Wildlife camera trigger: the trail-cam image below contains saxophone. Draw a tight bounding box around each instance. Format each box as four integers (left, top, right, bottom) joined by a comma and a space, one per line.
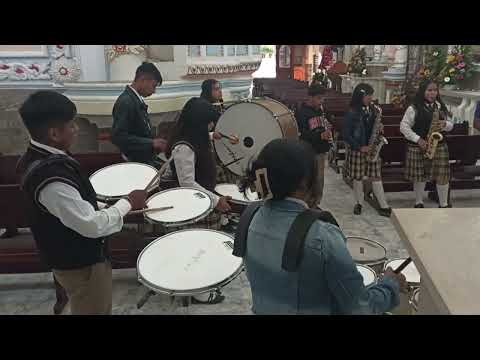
424, 105, 443, 160
320, 105, 334, 148
367, 104, 388, 162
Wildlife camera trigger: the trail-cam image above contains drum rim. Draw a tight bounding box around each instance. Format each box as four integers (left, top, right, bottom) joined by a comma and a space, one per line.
89, 162, 157, 199
144, 186, 214, 227
136, 229, 244, 296
384, 257, 421, 285
346, 236, 388, 264
356, 264, 378, 286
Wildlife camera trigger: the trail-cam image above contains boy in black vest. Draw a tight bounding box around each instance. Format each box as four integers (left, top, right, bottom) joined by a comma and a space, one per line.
17, 91, 147, 315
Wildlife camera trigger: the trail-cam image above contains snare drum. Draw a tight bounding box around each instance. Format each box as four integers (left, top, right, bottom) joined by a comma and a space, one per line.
144, 187, 213, 228
90, 162, 158, 202
384, 258, 421, 288
410, 288, 420, 314
137, 229, 243, 297
214, 183, 259, 214
346, 237, 387, 275
214, 98, 298, 176
356, 264, 377, 287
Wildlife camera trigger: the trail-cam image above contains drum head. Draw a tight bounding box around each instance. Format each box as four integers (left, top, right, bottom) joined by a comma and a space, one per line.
215, 183, 258, 203
145, 187, 212, 225
385, 258, 421, 284
137, 229, 243, 294
346, 237, 387, 263
214, 101, 287, 176
356, 265, 376, 287
90, 162, 157, 199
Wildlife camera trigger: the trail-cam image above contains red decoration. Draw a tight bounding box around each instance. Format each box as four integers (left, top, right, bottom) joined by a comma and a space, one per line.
29, 64, 40, 72
113, 45, 127, 53
320, 46, 334, 69
15, 68, 24, 74
0, 64, 9, 70
59, 67, 69, 76
57, 45, 65, 49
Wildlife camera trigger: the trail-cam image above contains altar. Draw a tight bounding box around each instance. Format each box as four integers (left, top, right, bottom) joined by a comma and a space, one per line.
391, 208, 480, 315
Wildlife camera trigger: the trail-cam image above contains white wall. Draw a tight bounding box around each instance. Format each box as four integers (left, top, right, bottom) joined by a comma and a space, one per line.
76, 45, 107, 82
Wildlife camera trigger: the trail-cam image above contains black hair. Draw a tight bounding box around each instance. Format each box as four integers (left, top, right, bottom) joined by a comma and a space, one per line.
350, 83, 374, 112
166, 97, 218, 157
134, 62, 163, 84
19, 90, 77, 141
200, 79, 220, 103
239, 139, 318, 201
413, 79, 448, 113
308, 83, 327, 97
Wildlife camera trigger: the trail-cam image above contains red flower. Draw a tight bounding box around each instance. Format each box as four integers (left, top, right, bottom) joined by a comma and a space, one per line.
15, 68, 24, 74
59, 67, 69, 76
0, 64, 9, 70
457, 75, 464, 81
113, 45, 127, 53
57, 45, 65, 49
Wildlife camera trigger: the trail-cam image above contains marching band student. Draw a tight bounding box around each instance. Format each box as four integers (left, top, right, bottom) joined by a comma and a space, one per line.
17, 91, 147, 315
236, 139, 406, 315
400, 80, 453, 208
343, 83, 391, 217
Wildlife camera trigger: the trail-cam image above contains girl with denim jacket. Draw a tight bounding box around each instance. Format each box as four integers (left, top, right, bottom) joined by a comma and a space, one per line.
238, 139, 406, 314
342, 83, 391, 217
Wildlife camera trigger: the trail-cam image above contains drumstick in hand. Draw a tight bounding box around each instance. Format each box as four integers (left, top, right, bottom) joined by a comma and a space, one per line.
219, 132, 240, 144
128, 206, 174, 215
144, 157, 173, 192
394, 257, 412, 274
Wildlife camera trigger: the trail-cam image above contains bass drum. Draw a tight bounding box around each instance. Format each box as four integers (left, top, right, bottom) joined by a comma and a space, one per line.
214, 98, 299, 176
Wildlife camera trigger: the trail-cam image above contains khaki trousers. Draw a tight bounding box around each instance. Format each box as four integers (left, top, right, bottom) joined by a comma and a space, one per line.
53, 261, 112, 315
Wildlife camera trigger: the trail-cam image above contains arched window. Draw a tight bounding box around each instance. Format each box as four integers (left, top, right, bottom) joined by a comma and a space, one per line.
206, 45, 224, 56
188, 45, 201, 57
279, 45, 291, 68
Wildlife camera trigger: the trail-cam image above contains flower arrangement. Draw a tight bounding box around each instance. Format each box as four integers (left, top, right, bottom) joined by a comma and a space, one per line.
438, 45, 473, 87
347, 48, 367, 76
312, 70, 329, 88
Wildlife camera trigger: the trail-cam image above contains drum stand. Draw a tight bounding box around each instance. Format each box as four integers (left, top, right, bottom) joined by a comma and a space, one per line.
136, 289, 191, 310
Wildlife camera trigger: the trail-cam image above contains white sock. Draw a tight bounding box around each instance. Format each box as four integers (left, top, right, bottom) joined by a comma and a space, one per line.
414, 182, 426, 205
371, 181, 389, 209
436, 183, 449, 207
353, 180, 364, 206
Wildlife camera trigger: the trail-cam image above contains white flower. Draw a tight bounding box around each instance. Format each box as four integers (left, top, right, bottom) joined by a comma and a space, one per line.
444, 76, 451, 83
433, 51, 439, 57
362, 68, 367, 75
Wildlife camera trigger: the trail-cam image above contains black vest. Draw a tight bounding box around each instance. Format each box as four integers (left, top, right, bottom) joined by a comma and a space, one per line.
163, 141, 217, 191
409, 103, 447, 145
17, 144, 106, 270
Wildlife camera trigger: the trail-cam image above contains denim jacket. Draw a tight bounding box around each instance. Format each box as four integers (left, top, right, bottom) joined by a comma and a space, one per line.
342, 109, 374, 151
244, 199, 400, 315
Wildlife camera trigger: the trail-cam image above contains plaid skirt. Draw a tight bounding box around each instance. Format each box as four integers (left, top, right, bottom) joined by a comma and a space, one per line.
405, 142, 450, 183
344, 146, 382, 181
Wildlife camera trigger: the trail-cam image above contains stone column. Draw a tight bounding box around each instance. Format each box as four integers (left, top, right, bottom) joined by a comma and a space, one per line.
76, 45, 107, 82
391, 45, 408, 69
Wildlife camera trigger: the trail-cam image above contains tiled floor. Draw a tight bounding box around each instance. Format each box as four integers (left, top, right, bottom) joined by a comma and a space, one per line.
1, 164, 479, 315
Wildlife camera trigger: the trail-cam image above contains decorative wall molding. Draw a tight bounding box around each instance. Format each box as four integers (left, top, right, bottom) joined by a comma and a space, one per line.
0, 61, 51, 81
105, 45, 146, 63
187, 61, 261, 75
52, 45, 81, 83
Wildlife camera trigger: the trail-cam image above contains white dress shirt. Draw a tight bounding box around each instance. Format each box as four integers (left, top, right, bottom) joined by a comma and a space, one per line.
161, 144, 220, 207
31, 140, 132, 239
400, 103, 454, 143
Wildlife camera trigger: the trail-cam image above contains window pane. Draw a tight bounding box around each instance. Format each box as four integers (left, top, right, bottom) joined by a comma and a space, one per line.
236, 45, 248, 56
188, 45, 201, 57
252, 45, 261, 55
206, 45, 223, 56
227, 45, 235, 56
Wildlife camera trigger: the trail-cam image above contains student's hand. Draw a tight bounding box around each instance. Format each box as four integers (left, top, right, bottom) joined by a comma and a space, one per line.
417, 138, 427, 150
212, 131, 223, 141
360, 146, 370, 153
439, 121, 447, 130
379, 123, 384, 134
216, 196, 232, 213
321, 130, 332, 141
127, 190, 148, 210
383, 267, 408, 293
153, 138, 167, 153
229, 135, 240, 145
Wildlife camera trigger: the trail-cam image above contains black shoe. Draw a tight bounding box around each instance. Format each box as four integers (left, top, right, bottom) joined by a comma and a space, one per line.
353, 204, 362, 215
191, 292, 225, 305
439, 204, 452, 208
378, 207, 392, 217
414, 203, 424, 208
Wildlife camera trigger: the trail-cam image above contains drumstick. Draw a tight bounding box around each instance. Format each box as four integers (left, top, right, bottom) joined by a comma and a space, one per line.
218, 132, 238, 142
144, 157, 173, 192
224, 157, 245, 167
393, 257, 412, 274
128, 206, 174, 215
